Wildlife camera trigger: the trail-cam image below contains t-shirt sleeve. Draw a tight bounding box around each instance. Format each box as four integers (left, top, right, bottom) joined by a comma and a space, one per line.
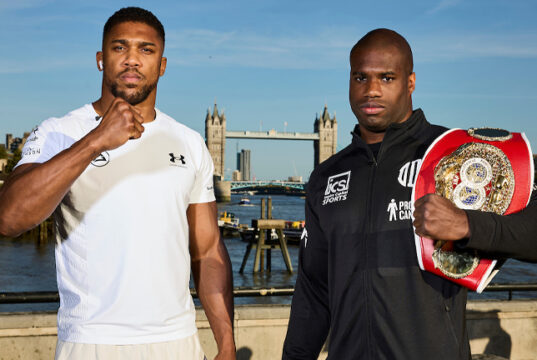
189, 134, 216, 204
16, 118, 66, 168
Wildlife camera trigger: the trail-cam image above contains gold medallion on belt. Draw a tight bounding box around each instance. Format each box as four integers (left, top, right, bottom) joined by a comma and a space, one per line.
431, 128, 515, 279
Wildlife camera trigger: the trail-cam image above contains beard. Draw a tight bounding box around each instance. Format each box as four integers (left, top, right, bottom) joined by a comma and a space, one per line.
111, 81, 157, 106
107, 69, 158, 105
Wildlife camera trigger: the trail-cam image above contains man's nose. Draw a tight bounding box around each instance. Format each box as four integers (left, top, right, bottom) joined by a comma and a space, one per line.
123, 49, 141, 68
365, 79, 381, 98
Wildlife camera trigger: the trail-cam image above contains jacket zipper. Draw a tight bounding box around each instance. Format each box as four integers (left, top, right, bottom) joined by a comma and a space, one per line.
364, 148, 377, 359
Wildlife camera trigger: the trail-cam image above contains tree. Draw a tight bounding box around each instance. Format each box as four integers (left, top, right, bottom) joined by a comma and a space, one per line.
0, 146, 7, 159
5, 149, 21, 173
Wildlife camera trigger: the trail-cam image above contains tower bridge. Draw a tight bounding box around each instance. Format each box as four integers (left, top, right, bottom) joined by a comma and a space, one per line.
230, 180, 306, 191
205, 103, 337, 178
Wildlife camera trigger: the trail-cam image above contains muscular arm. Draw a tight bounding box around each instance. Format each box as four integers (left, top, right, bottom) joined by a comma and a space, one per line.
0, 98, 145, 237
0, 139, 102, 237
188, 201, 235, 360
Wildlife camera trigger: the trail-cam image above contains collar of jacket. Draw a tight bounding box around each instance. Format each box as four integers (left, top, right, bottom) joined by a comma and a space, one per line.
350, 108, 429, 154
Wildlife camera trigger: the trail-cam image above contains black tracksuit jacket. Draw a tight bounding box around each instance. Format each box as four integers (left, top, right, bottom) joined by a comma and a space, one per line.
283, 109, 537, 360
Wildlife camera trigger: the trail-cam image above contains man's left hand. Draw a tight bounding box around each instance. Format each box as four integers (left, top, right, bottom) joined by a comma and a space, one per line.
413, 193, 471, 241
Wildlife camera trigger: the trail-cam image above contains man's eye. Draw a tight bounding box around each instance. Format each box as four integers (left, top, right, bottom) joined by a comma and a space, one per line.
141, 48, 153, 53
114, 46, 125, 51
382, 77, 394, 82
354, 76, 366, 82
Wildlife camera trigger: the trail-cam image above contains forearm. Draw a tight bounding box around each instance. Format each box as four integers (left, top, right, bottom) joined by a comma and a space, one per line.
464, 205, 537, 261
0, 134, 101, 237
192, 240, 235, 354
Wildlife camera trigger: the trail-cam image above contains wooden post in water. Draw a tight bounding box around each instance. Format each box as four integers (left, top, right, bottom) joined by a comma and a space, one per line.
260, 198, 266, 219
266, 197, 272, 271
259, 198, 266, 271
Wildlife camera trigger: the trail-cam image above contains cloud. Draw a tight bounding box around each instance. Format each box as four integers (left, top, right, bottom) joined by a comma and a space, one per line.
0, 0, 51, 12
165, 27, 354, 69
427, 0, 462, 15
414, 32, 537, 61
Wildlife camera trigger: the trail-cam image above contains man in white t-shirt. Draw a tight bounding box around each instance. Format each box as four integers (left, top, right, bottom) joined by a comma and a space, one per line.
0, 7, 235, 360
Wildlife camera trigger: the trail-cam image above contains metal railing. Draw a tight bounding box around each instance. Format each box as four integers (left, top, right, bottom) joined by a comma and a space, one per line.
1, 284, 536, 304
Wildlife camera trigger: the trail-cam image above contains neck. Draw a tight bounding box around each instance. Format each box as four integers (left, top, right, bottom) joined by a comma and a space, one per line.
92, 88, 157, 124
359, 127, 386, 144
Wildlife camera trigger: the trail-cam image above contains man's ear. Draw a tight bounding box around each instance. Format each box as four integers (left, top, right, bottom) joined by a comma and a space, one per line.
159, 57, 167, 76
96, 51, 103, 71
408, 72, 416, 95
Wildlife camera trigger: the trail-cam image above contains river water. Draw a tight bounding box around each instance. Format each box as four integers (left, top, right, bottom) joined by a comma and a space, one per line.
1, 194, 536, 312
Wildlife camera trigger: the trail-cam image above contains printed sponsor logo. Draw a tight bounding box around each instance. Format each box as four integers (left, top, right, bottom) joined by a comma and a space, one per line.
322, 171, 351, 205
91, 152, 110, 167
387, 199, 413, 221
169, 153, 187, 167
22, 148, 41, 156
207, 186, 214, 191
26, 127, 39, 142
301, 228, 308, 248
398, 159, 422, 188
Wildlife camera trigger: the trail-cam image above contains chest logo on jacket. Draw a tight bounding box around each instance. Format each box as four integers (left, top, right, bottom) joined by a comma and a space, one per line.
387, 199, 412, 221
398, 159, 422, 187
323, 171, 351, 205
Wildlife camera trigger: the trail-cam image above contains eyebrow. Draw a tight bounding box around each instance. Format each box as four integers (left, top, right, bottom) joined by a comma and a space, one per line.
110, 39, 157, 47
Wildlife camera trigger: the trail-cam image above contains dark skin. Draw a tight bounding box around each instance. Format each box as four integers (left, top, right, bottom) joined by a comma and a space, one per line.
0, 21, 235, 359
348, 29, 470, 241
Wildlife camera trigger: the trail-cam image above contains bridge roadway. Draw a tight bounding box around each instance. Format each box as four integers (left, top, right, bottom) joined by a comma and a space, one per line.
231, 180, 305, 191
226, 130, 319, 141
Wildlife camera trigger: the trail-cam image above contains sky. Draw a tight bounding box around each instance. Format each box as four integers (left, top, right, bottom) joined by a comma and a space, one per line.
1, 0, 536, 180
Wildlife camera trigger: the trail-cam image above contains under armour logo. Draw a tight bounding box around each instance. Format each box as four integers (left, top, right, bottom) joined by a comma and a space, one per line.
169, 153, 186, 165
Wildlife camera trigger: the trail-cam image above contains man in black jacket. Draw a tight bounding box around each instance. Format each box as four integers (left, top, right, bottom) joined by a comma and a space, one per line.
282, 28, 537, 359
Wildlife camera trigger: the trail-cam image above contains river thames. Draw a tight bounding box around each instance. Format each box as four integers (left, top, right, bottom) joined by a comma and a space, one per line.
1, 194, 537, 313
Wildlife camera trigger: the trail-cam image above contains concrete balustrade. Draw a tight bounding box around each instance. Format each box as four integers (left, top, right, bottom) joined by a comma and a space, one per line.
1, 301, 537, 359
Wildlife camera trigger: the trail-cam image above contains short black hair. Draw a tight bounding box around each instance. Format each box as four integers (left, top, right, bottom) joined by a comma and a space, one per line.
351, 28, 413, 74
103, 7, 165, 47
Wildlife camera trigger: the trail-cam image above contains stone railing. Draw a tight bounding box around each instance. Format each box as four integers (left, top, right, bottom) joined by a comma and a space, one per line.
1, 301, 537, 359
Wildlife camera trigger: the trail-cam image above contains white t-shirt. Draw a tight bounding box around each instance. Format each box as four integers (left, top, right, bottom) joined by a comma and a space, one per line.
18, 104, 216, 344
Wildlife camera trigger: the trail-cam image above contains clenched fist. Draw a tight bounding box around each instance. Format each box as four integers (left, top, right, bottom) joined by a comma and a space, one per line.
90, 98, 145, 152
413, 193, 471, 241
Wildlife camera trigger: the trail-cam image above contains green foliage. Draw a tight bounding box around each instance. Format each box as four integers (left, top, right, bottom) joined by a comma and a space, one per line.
0, 146, 7, 159
5, 149, 21, 173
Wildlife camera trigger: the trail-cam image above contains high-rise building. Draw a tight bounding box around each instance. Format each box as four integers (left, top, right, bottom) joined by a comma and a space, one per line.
232, 170, 242, 181
238, 149, 251, 181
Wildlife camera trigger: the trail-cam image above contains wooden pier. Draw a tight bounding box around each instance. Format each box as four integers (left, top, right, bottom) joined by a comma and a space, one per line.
239, 197, 294, 274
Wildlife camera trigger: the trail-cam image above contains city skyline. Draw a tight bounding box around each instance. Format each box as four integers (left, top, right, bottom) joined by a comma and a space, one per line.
1, 0, 537, 180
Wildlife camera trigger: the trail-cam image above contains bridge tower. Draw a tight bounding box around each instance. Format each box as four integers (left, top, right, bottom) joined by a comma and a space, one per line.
314, 105, 337, 166
205, 103, 226, 178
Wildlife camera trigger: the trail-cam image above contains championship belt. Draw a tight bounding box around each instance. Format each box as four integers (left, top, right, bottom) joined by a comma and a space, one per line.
412, 128, 534, 293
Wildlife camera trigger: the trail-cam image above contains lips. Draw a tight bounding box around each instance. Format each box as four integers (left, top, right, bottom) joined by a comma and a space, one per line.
360, 102, 384, 115
119, 71, 143, 84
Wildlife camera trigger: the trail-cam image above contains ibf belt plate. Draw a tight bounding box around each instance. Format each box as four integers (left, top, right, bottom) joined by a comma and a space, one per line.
412, 127, 533, 290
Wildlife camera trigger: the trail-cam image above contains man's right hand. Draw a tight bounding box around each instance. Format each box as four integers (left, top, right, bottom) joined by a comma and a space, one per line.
90, 98, 145, 152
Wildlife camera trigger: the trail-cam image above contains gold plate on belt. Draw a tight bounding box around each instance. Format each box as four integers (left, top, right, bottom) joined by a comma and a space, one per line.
431, 141, 515, 279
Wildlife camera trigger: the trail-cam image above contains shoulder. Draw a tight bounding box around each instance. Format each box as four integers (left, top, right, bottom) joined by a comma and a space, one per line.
155, 110, 206, 144
307, 144, 355, 193
38, 104, 95, 132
